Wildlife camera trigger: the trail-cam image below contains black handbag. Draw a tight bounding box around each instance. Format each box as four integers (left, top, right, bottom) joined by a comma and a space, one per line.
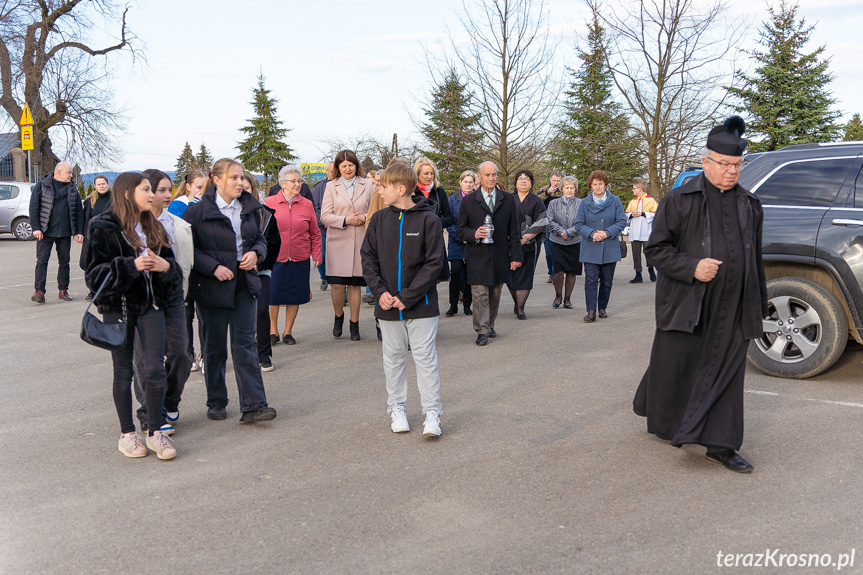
80, 271, 128, 351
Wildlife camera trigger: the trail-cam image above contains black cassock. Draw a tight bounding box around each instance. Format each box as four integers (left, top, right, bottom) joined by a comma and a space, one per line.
634, 180, 756, 450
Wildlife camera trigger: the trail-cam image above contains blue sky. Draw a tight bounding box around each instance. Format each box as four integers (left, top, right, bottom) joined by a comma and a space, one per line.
35, 0, 863, 171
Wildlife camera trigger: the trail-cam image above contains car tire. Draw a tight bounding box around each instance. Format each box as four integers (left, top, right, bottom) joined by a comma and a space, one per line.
12, 217, 33, 241
748, 277, 848, 379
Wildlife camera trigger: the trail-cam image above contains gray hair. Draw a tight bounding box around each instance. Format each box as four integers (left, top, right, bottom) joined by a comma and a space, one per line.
561, 175, 578, 189
551, 170, 563, 178
278, 164, 302, 181
701, 147, 712, 159
478, 161, 498, 173
459, 170, 477, 182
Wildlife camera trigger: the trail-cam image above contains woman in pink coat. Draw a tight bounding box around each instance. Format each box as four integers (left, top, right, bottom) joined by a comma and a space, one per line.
320, 150, 374, 341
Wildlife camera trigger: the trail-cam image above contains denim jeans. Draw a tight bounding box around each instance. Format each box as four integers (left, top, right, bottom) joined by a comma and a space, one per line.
197, 289, 269, 412
256, 274, 272, 363
317, 233, 327, 280
133, 289, 190, 423
583, 262, 616, 312
106, 306, 166, 435
380, 317, 442, 416
543, 236, 554, 276
34, 235, 71, 291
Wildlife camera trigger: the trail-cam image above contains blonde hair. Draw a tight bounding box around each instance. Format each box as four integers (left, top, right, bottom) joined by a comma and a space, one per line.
206, 158, 244, 191
413, 157, 440, 187
174, 169, 207, 199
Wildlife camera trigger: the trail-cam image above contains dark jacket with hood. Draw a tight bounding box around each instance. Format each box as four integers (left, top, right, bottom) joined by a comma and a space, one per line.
29, 172, 84, 236
258, 202, 281, 273
84, 211, 181, 316
412, 185, 455, 229
645, 173, 768, 338
182, 188, 267, 309
361, 198, 444, 321
79, 190, 113, 271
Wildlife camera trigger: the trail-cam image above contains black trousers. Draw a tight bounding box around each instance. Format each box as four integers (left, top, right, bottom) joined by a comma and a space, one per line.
256, 274, 272, 363
448, 259, 472, 308
631, 240, 652, 273
34, 235, 71, 291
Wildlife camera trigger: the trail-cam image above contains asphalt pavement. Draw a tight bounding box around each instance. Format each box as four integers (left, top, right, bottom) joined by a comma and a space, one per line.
1, 236, 862, 574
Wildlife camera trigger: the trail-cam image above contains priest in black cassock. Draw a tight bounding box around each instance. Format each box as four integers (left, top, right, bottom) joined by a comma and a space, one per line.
633, 116, 768, 473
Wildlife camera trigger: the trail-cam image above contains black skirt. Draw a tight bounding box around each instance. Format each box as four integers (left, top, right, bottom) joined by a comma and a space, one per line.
507, 246, 538, 290
270, 260, 312, 305
326, 275, 367, 287
550, 242, 583, 275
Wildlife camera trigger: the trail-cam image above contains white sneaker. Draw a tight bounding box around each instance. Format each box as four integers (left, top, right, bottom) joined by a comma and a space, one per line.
423, 411, 441, 438
118, 432, 147, 458
146, 430, 177, 460
390, 405, 410, 433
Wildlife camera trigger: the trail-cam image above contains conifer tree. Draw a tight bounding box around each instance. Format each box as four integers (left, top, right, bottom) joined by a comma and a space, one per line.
551, 13, 642, 197
844, 114, 863, 141
417, 67, 483, 192
195, 144, 214, 172
728, 1, 842, 152
237, 74, 296, 191
173, 142, 196, 184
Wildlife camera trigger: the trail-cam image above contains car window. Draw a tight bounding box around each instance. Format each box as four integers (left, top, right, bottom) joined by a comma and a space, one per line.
753, 158, 855, 207
0, 184, 19, 201
856, 168, 863, 209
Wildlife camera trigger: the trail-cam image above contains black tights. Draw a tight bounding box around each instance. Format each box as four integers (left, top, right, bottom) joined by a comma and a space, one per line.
552, 272, 577, 305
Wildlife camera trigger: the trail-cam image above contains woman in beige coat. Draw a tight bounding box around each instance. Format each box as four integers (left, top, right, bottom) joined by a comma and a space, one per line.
321, 149, 374, 341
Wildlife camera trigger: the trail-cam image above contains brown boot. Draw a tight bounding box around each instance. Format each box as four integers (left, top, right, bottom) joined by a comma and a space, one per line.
31, 290, 45, 303
59, 290, 73, 301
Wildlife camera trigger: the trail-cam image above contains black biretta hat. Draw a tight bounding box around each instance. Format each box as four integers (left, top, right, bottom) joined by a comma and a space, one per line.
706, 116, 748, 156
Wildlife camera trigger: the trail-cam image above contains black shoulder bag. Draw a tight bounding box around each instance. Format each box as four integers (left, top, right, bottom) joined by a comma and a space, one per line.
80, 271, 128, 351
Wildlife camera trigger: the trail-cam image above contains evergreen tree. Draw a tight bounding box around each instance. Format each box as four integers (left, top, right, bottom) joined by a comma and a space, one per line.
418, 67, 483, 192
551, 13, 643, 197
728, 1, 842, 152
236, 74, 297, 191
173, 142, 196, 184
844, 114, 863, 141
195, 144, 214, 172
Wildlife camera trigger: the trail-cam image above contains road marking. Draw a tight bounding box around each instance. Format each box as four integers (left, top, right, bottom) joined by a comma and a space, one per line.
747, 389, 863, 409
0, 275, 86, 290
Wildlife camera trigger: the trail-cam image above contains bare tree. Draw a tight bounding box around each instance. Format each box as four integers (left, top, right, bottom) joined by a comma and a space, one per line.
318, 133, 421, 171
447, 0, 559, 183
0, 1, 140, 176
592, 0, 744, 197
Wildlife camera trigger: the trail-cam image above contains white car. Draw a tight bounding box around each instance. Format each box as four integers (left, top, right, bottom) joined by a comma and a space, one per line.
0, 181, 35, 240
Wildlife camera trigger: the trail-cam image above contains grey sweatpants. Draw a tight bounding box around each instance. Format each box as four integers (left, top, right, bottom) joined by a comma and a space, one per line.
380, 316, 442, 416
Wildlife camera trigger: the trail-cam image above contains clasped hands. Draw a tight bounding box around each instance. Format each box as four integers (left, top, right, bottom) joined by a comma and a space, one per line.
345, 211, 366, 227
379, 291, 405, 311
134, 249, 170, 273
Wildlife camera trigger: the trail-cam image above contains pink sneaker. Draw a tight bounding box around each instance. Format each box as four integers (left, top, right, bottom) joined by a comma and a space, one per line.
146, 430, 177, 460
118, 432, 147, 458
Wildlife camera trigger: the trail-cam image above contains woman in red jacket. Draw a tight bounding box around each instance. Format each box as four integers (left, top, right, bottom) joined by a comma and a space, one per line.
264, 165, 322, 345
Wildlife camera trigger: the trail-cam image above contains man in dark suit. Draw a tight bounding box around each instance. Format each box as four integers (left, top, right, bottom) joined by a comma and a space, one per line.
456, 161, 522, 346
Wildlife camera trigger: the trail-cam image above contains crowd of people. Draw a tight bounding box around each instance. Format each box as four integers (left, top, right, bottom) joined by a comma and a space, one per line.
28, 116, 766, 473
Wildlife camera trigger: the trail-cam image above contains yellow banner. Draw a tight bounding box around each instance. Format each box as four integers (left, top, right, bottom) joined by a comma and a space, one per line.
302, 163, 328, 183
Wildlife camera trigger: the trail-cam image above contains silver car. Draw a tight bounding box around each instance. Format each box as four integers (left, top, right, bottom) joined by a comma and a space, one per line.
0, 181, 34, 240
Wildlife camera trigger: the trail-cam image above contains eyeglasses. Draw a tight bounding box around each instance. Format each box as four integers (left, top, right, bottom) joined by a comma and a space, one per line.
517, 177, 531, 182
280, 179, 302, 185
706, 157, 743, 171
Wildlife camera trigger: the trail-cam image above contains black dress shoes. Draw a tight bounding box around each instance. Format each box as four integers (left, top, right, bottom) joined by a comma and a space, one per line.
475, 334, 488, 346
270, 334, 280, 345
207, 406, 227, 420
583, 310, 596, 322
240, 406, 277, 423
283, 334, 296, 345
649, 267, 657, 282
706, 449, 753, 473
598, 309, 608, 319
445, 305, 458, 317
488, 328, 497, 338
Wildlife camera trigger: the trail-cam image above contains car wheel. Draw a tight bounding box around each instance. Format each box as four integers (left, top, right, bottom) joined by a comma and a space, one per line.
748, 277, 848, 379
12, 217, 33, 241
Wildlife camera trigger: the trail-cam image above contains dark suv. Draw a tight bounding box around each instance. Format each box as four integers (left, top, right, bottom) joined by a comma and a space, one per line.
738, 141, 863, 378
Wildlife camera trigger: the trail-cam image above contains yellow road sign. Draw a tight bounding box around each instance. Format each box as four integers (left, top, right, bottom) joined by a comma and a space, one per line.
19, 104, 33, 126
21, 126, 33, 151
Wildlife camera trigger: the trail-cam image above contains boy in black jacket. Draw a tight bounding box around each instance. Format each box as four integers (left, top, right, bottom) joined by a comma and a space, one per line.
361, 163, 445, 438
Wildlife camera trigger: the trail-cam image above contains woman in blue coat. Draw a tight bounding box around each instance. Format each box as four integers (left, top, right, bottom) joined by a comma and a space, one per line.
575, 170, 627, 322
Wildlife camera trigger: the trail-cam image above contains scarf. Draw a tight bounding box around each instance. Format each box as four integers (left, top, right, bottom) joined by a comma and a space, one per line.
417, 182, 432, 198
342, 176, 356, 200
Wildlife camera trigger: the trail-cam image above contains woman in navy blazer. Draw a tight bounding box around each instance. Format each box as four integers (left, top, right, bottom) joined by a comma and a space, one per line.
575, 170, 627, 322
